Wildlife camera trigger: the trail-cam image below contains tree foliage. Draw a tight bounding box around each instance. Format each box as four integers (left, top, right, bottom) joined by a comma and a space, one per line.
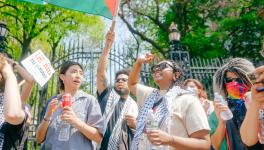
119, 0, 264, 60
0, 0, 105, 60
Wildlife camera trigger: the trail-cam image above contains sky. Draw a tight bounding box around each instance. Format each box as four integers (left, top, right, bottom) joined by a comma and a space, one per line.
103, 16, 134, 46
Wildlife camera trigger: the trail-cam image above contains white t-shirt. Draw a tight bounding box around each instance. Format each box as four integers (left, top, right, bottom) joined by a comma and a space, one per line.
135, 84, 210, 150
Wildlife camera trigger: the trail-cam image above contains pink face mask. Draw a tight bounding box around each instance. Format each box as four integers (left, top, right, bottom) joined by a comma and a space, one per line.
225, 81, 249, 100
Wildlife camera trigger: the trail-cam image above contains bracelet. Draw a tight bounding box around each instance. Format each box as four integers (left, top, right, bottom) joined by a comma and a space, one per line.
43, 117, 51, 122
170, 135, 175, 145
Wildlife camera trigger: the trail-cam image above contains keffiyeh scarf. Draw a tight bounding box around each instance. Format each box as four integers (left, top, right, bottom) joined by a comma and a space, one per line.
102, 89, 135, 150
131, 86, 189, 150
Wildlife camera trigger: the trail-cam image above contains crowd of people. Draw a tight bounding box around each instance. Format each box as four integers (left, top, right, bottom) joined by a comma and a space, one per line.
0, 28, 264, 150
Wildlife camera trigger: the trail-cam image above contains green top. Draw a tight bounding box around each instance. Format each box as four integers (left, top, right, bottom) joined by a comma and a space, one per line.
208, 112, 228, 150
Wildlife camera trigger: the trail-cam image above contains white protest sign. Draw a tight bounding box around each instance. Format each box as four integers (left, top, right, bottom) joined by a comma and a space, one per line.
21, 50, 55, 87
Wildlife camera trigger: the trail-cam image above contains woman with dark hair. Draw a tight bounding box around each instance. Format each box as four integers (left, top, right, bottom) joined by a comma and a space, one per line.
36, 61, 104, 150
209, 58, 262, 150
128, 53, 211, 150
183, 79, 214, 117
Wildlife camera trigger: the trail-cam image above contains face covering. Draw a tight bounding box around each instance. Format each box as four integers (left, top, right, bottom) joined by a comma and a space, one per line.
225, 81, 249, 100
186, 86, 198, 96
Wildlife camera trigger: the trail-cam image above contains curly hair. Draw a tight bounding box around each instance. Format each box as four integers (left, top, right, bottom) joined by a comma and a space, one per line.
115, 69, 130, 80
213, 58, 255, 99
167, 60, 184, 86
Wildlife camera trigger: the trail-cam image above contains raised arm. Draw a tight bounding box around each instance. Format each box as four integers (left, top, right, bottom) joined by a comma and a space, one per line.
128, 53, 154, 96
1, 60, 25, 125
96, 28, 115, 95
240, 66, 264, 146
6, 57, 35, 104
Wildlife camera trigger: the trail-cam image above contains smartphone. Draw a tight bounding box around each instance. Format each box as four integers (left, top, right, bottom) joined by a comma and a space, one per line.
256, 87, 264, 92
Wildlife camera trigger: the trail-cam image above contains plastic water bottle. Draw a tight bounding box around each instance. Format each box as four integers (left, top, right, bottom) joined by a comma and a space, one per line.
258, 108, 264, 144
58, 93, 72, 141
214, 92, 233, 120
146, 109, 158, 150
58, 121, 71, 141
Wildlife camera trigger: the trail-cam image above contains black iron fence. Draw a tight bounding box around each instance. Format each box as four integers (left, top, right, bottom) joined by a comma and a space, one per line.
26, 41, 136, 149
26, 41, 227, 149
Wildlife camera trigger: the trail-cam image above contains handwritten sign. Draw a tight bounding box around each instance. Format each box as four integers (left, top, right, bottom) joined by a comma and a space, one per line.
21, 50, 55, 87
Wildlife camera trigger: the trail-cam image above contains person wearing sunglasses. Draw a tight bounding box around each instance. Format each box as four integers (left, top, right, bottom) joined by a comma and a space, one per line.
128, 53, 211, 150
96, 28, 138, 150
240, 65, 264, 148
209, 58, 262, 150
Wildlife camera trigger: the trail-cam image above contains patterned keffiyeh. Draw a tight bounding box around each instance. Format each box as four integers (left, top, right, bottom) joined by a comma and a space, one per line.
101, 89, 135, 150
131, 86, 189, 150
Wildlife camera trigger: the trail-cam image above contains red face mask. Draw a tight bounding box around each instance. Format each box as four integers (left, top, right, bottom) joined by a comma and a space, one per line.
225, 81, 249, 100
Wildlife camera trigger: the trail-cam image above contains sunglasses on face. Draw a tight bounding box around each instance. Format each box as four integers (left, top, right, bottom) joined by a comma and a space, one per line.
225, 77, 243, 84
151, 62, 174, 73
115, 78, 128, 83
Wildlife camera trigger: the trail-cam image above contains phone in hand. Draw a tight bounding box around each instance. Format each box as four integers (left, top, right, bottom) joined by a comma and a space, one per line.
256, 87, 264, 92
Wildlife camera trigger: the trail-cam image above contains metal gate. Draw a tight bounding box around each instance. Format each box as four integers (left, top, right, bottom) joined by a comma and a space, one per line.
26, 41, 226, 149
26, 41, 138, 149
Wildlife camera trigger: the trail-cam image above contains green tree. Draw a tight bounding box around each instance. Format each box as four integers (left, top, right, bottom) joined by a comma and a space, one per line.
119, 0, 264, 60
0, 0, 104, 60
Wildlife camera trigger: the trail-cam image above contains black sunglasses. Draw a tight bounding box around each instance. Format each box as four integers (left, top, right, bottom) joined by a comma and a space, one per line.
225, 77, 243, 84
115, 78, 128, 83
151, 62, 175, 73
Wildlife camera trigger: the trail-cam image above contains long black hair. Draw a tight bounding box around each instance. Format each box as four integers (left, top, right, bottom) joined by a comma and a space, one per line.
59, 61, 83, 90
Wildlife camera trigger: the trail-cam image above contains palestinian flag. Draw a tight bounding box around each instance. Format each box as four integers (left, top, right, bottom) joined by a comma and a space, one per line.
20, 0, 120, 19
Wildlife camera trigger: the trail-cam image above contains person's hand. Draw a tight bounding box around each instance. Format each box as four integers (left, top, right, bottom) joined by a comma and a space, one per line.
249, 65, 264, 106
251, 83, 264, 106
5, 57, 15, 65
105, 30, 115, 48
45, 98, 59, 118
1, 61, 14, 79
137, 53, 155, 64
0, 54, 6, 71
147, 130, 173, 146
213, 101, 228, 123
61, 106, 79, 126
201, 98, 210, 113
255, 66, 264, 83
125, 114, 136, 129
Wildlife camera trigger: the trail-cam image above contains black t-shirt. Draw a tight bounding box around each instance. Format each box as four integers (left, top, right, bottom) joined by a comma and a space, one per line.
247, 142, 264, 150
97, 88, 132, 150
0, 118, 27, 150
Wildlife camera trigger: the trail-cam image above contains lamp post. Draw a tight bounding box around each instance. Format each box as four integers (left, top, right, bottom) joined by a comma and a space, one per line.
169, 22, 191, 79
0, 22, 8, 52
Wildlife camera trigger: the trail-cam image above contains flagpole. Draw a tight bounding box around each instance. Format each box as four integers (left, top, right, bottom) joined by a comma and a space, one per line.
110, 0, 120, 31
